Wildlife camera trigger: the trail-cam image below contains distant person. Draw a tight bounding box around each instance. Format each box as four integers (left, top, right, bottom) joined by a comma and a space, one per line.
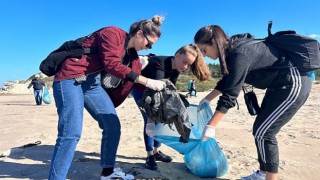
187, 80, 192, 95
194, 25, 312, 180
190, 79, 197, 96
187, 79, 197, 97
48, 15, 166, 180
131, 44, 211, 170
28, 74, 46, 105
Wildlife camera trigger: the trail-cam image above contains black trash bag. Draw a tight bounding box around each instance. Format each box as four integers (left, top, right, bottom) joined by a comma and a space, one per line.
139, 79, 192, 143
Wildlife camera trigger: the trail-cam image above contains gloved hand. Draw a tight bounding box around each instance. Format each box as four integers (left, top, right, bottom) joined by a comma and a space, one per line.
145, 122, 156, 137
201, 125, 215, 141
146, 79, 166, 91
198, 98, 210, 111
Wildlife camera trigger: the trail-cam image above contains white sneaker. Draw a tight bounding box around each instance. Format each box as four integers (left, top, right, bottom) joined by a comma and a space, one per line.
241, 170, 266, 180
101, 168, 134, 180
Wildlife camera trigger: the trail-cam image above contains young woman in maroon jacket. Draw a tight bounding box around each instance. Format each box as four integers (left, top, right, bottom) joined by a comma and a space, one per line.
48, 15, 166, 180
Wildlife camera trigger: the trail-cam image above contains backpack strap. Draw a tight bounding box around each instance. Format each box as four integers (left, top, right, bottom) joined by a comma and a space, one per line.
268, 21, 273, 36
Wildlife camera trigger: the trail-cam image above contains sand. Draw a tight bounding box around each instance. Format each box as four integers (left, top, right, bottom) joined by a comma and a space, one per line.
0, 84, 319, 180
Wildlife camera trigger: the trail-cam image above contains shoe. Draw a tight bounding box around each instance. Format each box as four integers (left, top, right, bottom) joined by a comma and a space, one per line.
145, 155, 158, 170
101, 167, 134, 180
241, 170, 266, 180
154, 151, 172, 162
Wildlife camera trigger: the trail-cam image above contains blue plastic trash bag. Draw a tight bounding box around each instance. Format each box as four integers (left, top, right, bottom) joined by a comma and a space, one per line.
42, 87, 51, 104
309, 70, 316, 81
184, 138, 228, 177
154, 104, 228, 178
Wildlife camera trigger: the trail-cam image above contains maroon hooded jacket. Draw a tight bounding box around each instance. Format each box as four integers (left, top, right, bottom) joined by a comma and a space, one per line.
54, 26, 141, 107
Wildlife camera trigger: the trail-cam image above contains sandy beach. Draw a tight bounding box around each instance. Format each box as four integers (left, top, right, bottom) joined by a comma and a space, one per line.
0, 84, 319, 180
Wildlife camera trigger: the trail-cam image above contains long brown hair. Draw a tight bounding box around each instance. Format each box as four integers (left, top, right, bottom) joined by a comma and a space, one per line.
194, 25, 230, 76
175, 44, 211, 81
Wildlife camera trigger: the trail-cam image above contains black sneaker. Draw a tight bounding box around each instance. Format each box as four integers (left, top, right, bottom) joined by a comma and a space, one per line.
145, 155, 157, 170
154, 151, 172, 162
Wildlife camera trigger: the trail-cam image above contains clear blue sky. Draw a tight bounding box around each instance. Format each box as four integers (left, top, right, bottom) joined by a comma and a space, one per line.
1, 0, 319, 87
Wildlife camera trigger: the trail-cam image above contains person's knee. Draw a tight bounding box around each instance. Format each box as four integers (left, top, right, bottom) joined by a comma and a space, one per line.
99, 114, 121, 135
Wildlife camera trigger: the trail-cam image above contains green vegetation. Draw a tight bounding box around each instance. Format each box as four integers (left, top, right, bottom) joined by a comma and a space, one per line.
35, 63, 320, 92
176, 74, 218, 92
177, 64, 320, 92
35, 63, 223, 91
176, 63, 221, 92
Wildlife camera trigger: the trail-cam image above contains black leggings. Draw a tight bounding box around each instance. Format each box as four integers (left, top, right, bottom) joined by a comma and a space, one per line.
252, 68, 312, 173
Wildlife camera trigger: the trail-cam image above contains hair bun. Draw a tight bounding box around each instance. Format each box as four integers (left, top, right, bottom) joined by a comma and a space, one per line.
152, 15, 165, 26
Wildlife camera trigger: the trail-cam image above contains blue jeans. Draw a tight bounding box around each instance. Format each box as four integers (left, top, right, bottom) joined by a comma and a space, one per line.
131, 88, 161, 152
34, 89, 43, 105
48, 73, 120, 180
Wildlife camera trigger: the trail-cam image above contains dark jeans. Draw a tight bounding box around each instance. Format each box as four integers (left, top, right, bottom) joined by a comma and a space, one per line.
33, 89, 43, 105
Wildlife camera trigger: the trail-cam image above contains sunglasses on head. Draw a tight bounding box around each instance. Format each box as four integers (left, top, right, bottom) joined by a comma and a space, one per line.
142, 31, 153, 49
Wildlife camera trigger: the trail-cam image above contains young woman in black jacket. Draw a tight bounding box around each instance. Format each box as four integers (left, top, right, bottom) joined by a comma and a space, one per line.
194, 25, 312, 180
131, 44, 211, 170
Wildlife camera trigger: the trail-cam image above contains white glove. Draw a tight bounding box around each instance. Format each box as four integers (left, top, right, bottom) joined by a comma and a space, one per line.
201, 125, 215, 141
146, 79, 166, 91
198, 98, 210, 111
145, 122, 156, 137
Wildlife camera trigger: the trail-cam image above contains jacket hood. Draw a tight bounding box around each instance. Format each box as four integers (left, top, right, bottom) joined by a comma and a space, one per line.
229, 33, 255, 50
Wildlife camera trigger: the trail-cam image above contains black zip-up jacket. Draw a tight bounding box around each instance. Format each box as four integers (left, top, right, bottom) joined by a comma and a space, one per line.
135, 55, 180, 92
29, 78, 45, 90
142, 56, 180, 84
215, 33, 289, 113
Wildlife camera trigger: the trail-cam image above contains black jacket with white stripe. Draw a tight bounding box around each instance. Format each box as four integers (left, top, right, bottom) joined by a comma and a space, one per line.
215, 33, 293, 113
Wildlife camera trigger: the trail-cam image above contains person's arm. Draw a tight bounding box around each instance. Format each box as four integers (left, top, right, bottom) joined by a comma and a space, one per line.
202, 53, 249, 140
201, 82, 230, 126
198, 88, 222, 109
98, 28, 165, 91
201, 110, 225, 141
136, 56, 167, 90
98, 28, 137, 81
27, 81, 33, 89
135, 75, 149, 86
208, 110, 225, 126
203, 89, 222, 101
134, 74, 166, 91
41, 80, 46, 87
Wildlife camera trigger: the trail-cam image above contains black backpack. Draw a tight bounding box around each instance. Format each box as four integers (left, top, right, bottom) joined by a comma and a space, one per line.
259, 21, 320, 72
39, 37, 98, 76
238, 22, 320, 115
